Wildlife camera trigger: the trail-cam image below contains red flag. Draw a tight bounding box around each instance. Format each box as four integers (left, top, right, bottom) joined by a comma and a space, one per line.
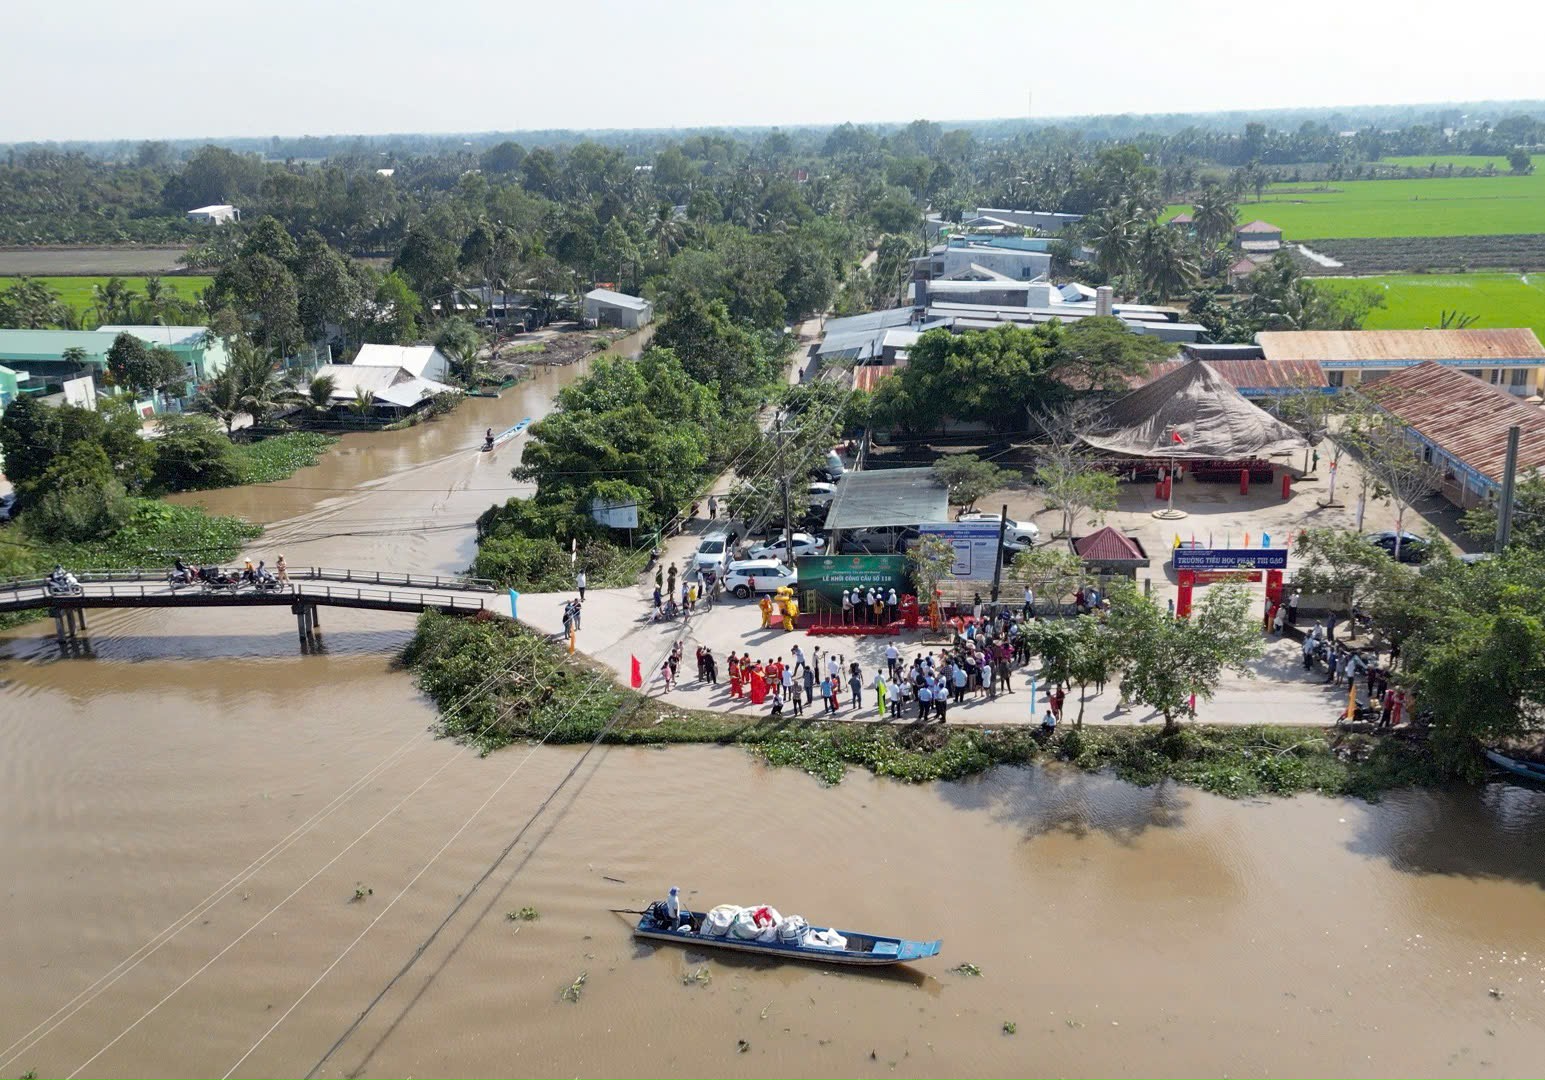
1171, 430, 1185, 445
630, 655, 643, 689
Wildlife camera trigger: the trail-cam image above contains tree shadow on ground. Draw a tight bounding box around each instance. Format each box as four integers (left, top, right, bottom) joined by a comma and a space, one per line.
1345, 779, 1545, 891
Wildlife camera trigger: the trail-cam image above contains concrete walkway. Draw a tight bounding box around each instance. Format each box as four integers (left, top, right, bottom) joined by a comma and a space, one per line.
518, 583, 1356, 728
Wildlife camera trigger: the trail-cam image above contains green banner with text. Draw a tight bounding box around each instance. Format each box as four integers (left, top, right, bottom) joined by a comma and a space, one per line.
796, 554, 909, 601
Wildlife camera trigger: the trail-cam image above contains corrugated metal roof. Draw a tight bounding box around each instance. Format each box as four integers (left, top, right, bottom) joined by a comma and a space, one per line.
583, 288, 650, 310
0, 329, 114, 360
1236, 220, 1281, 233
822, 467, 950, 531
1258, 329, 1545, 363
1140, 356, 1326, 392
1073, 526, 1148, 561
852, 359, 906, 393
1363, 362, 1545, 485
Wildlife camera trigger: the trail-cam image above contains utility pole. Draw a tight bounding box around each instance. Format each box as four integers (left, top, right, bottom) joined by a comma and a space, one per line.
989, 502, 1009, 607
777, 414, 795, 569
1496, 423, 1521, 553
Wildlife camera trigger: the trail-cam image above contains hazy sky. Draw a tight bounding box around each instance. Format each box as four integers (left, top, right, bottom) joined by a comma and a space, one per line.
5, 0, 1541, 142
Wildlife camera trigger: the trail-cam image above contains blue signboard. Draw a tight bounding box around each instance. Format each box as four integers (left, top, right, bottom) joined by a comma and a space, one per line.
1172, 547, 1288, 571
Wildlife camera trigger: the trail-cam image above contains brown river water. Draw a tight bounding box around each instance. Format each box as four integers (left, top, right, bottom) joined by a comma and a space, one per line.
3, 330, 1544, 1078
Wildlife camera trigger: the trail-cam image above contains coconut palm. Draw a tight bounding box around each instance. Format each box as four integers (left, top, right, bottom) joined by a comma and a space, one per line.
1088, 202, 1140, 281
347, 387, 377, 417
194, 365, 244, 435
1191, 184, 1237, 250
1137, 224, 1199, 302
305, 374, 337, 412
646, 203, 686, 259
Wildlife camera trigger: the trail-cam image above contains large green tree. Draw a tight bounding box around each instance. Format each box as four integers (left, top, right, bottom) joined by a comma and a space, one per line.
870, 324, 1064, 432
105, 333, 182, 395
1109, 584, 1263, 733
1051, 315, 1174, 392
650, 291, 781, 408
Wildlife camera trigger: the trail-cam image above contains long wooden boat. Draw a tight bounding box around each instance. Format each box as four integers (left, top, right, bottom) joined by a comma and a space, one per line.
634, 907, 942, 967
1484, 749, 1545, 783
481, 417, 531, 452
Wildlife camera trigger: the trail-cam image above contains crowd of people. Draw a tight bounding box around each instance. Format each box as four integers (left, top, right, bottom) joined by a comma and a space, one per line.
654, 606, 1069, 727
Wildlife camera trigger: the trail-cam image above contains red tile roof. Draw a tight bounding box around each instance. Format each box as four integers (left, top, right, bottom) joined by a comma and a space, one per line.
1074, 526, 1147, 561
1362, 361, 1545, 486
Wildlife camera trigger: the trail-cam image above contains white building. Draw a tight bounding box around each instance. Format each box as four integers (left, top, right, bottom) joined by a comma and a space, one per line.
186, 204, 240, 225
582, 288, 653, 330
311, 363, 456, 416
351, 343, 452, 383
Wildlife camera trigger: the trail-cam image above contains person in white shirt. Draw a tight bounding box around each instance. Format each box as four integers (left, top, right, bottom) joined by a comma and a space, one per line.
1022, 584, 1034, 618
884, 642, 900, 679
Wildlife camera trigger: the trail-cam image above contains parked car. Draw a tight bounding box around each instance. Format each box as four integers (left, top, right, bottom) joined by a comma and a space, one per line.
722, 559, 799, 598
806, 482, 838, 507
749, 532, 826, 560
840, 526, 920, 554
954, 511, 1040, 551
1367, 530, 1430, 563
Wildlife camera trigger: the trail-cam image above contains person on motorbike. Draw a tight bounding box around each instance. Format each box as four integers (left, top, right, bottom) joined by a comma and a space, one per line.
172, 557, 191, 584
242, 557, 256, 584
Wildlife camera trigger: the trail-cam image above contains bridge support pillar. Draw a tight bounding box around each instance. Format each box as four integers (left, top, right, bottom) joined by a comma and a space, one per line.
295, 604, 313, 643
76, 607, 86, 630
310, 604, 320, 629
54, 610, 67, 644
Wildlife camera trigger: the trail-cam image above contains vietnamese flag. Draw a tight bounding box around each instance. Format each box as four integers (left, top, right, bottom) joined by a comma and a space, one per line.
630, 655, 643, 689
1171, 430, 1185, 445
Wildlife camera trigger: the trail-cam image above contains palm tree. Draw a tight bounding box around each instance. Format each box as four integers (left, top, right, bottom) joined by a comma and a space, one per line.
305, 374, 337, 412
646, 203, 686, 259
195, 365, 244, 435
1137, 224, 1199, 302
1192, 184, 1237, 251
1088, 203, 1140, 281
347, 387, 377, 417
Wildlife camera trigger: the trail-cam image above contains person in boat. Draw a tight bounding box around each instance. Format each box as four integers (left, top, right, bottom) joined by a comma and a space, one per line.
484, 427, 495, 449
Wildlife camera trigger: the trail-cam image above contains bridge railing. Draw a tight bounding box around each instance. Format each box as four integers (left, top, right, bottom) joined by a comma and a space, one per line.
0, 579, 488, 612
296, 567, 496, 591
0, 567, 495, 593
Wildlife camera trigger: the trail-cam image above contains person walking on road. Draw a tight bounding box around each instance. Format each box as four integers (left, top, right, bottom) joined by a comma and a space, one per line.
708, 495, 718, 520
1022, 583, 1034, 619
1286, 590, 1301, 627
576, 569, 587, 600
872, 670, 888, 718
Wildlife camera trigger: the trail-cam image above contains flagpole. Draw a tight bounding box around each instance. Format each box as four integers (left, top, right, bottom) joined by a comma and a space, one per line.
1152, 426, 1189, 520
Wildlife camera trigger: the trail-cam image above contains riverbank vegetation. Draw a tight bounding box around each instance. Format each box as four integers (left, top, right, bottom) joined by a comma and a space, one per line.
401, 612, 1440, 799
1291, 531, 1545, 778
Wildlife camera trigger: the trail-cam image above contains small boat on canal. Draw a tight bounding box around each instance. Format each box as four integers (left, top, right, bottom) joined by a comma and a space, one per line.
481, 416, 531, 452
632, 897, 942, 967
1484, 749, 1545, 784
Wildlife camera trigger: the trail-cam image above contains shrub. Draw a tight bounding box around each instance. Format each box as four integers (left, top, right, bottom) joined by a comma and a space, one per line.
151, 415, 241, 492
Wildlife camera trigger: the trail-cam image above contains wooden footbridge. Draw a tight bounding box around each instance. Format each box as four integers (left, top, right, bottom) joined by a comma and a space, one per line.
0, 567, 497, 646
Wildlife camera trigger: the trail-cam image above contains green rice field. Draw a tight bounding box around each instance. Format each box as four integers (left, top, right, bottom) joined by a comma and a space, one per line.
1312, 272, 1545, 338
0, 275, 212, 317
1167, 156, 1544, 239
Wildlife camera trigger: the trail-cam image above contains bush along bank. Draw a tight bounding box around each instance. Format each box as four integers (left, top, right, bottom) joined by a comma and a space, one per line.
402, 612, 1442, 799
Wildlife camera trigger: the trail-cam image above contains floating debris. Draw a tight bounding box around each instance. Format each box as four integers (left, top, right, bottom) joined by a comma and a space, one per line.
1002, 1021, 1017, 1035
506, 907, 540, 922
736, 1039, 751, 1054
350, 885, 373, 903
561, 971, 588, 1003
682, 966, 712, 987
949, 962, 983, 977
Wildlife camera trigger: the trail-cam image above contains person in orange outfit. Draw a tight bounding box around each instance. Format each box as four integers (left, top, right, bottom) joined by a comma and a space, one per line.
749, 662, 768, 705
